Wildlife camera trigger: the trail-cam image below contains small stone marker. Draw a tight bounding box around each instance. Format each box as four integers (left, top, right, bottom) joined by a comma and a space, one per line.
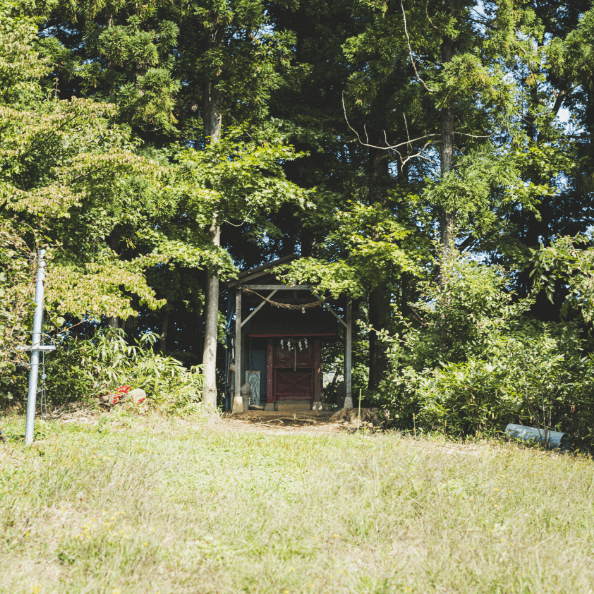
128, 388, 146, 404
312, 402, 329, 411
100, 386, 147, 407
240, 382, 252, 412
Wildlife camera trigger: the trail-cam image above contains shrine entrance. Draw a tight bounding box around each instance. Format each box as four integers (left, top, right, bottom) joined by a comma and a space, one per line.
265, 337, 321, 404
225, 254, 354, 413
275, 370, 312, 401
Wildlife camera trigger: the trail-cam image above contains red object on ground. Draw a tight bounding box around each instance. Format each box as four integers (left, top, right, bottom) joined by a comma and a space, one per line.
110, 385, 131, 405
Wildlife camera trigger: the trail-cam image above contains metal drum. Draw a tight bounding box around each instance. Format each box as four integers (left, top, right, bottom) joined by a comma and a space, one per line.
505, 424, 569, 450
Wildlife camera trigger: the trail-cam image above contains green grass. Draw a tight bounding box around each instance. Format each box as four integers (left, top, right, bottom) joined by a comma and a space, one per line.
1, 412, 594, 593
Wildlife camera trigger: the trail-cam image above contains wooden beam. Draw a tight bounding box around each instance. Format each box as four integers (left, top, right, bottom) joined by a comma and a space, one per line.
227, 253, 299, 288
242, 284, 313, 290
322, 302, 347, 328
344, 298, 353, 409
228, 268, 276, 288
267, 339, 274, 404
232, 289, 244, 414
314, 339, 322, 402
241, 289, 278, 327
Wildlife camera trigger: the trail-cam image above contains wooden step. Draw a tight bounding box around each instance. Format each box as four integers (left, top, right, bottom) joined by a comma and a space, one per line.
276, 401, 311, 412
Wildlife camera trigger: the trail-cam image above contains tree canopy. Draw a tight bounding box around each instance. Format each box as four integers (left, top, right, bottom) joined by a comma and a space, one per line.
3, 0, 594, 442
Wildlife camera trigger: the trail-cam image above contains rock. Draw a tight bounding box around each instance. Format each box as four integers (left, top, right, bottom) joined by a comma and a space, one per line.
330, 408, 383, 426
232, 383, 252, 414
129, 388, 146, 404
240, 382, 252, 412
312, 402, 329, 411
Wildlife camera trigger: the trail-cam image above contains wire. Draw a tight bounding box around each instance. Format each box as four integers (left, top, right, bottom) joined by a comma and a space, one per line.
40, 348, 47, 418
40, 321, 48, 418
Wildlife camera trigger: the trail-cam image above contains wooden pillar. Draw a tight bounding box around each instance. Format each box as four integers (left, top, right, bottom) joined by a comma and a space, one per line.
266, 339, 274, 403
314, 339, 322, 402
232, 288, 244, 414
344, 298, 353, 408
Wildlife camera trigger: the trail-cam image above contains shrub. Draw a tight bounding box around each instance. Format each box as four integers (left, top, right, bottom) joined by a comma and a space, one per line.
42, 328, 203, 415
381, 255, 594, 447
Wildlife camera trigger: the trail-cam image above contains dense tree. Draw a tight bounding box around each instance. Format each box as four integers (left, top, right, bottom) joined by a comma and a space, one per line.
2, 0, 594, 439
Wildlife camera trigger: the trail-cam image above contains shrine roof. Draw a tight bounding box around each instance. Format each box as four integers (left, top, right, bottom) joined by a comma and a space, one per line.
247, 308, 338, 338
227, 254, 301, 288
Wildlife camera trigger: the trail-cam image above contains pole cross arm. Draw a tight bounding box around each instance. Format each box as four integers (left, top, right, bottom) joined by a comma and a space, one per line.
18, 345, 57, 352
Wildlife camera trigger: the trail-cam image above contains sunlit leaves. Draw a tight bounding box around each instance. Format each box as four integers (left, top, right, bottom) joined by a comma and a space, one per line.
530, 235, 594, 322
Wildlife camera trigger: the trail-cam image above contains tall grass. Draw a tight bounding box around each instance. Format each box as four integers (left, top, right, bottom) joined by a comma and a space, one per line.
1, 413, 593, 593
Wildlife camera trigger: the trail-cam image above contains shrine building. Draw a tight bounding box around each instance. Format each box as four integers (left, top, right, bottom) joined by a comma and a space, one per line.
225, 255, 353, 413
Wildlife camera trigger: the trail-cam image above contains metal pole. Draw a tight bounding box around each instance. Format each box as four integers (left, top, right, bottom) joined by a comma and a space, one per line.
25, 249, 46, 445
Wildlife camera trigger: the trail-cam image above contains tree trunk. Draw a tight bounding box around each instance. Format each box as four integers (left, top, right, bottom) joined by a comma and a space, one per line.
122, 295, 138, 337
160, 312, 169, 352
440, 32, 456, 278
368, 146, 391, 391
201, 72, 223, 412
369, 284, 390, 391
301, 230, 319, 257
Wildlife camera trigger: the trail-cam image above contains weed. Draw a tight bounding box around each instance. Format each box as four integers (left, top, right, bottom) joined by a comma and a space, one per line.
0, 415, 593, 592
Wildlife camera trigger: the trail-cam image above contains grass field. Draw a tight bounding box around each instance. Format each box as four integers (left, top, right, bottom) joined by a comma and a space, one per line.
1, 411, 594, 593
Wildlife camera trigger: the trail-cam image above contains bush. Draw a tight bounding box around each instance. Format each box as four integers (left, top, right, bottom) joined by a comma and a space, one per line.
41, 328, 203, 415
0, 219, 36, 404
381, 255, 594, 447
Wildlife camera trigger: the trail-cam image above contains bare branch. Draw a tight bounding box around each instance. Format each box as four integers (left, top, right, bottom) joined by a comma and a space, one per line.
395, 140, 436, 167
403, 112, 412, 147
454, 131, 492, 138
342, 92, 440, 152
425, 0, 439, 30
222, 210, 253, 227
401, 0, 435, 93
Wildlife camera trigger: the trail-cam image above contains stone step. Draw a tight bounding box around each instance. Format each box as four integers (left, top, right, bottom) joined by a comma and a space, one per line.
275, 401, 311, 412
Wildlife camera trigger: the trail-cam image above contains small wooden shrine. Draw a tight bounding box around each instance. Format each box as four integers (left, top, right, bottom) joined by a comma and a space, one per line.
225, 255, 353, 413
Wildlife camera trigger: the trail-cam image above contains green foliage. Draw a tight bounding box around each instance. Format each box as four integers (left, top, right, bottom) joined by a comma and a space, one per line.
2, 0, 594, 432
403, 254, 529, 368
177, 128, 308, 246
530, 234, 594, 322
394, 328, 594, 444
0, 0, 50, 105
44, 328, 203, 414
280, 202, 421, 299
0, 218, 35, 386
382, 255, 594, 447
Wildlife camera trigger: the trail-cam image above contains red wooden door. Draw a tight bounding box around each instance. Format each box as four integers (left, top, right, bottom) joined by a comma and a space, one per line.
274, 369, 313, 400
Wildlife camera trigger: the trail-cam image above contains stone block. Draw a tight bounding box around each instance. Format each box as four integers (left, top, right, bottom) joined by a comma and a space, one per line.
129, 388, 146, 404
232, 395, 245, 414
264, 403, 275, 411
276, 401, 311, 412
312, 402, 329, 411
240, 382, 252, 412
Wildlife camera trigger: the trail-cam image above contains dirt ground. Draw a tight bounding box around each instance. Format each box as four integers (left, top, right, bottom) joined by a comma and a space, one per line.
2, 402, 383, 438
220, 410, 346, 435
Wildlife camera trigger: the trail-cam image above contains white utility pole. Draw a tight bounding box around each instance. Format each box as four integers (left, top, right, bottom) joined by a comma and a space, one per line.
24, 249, 54, 445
